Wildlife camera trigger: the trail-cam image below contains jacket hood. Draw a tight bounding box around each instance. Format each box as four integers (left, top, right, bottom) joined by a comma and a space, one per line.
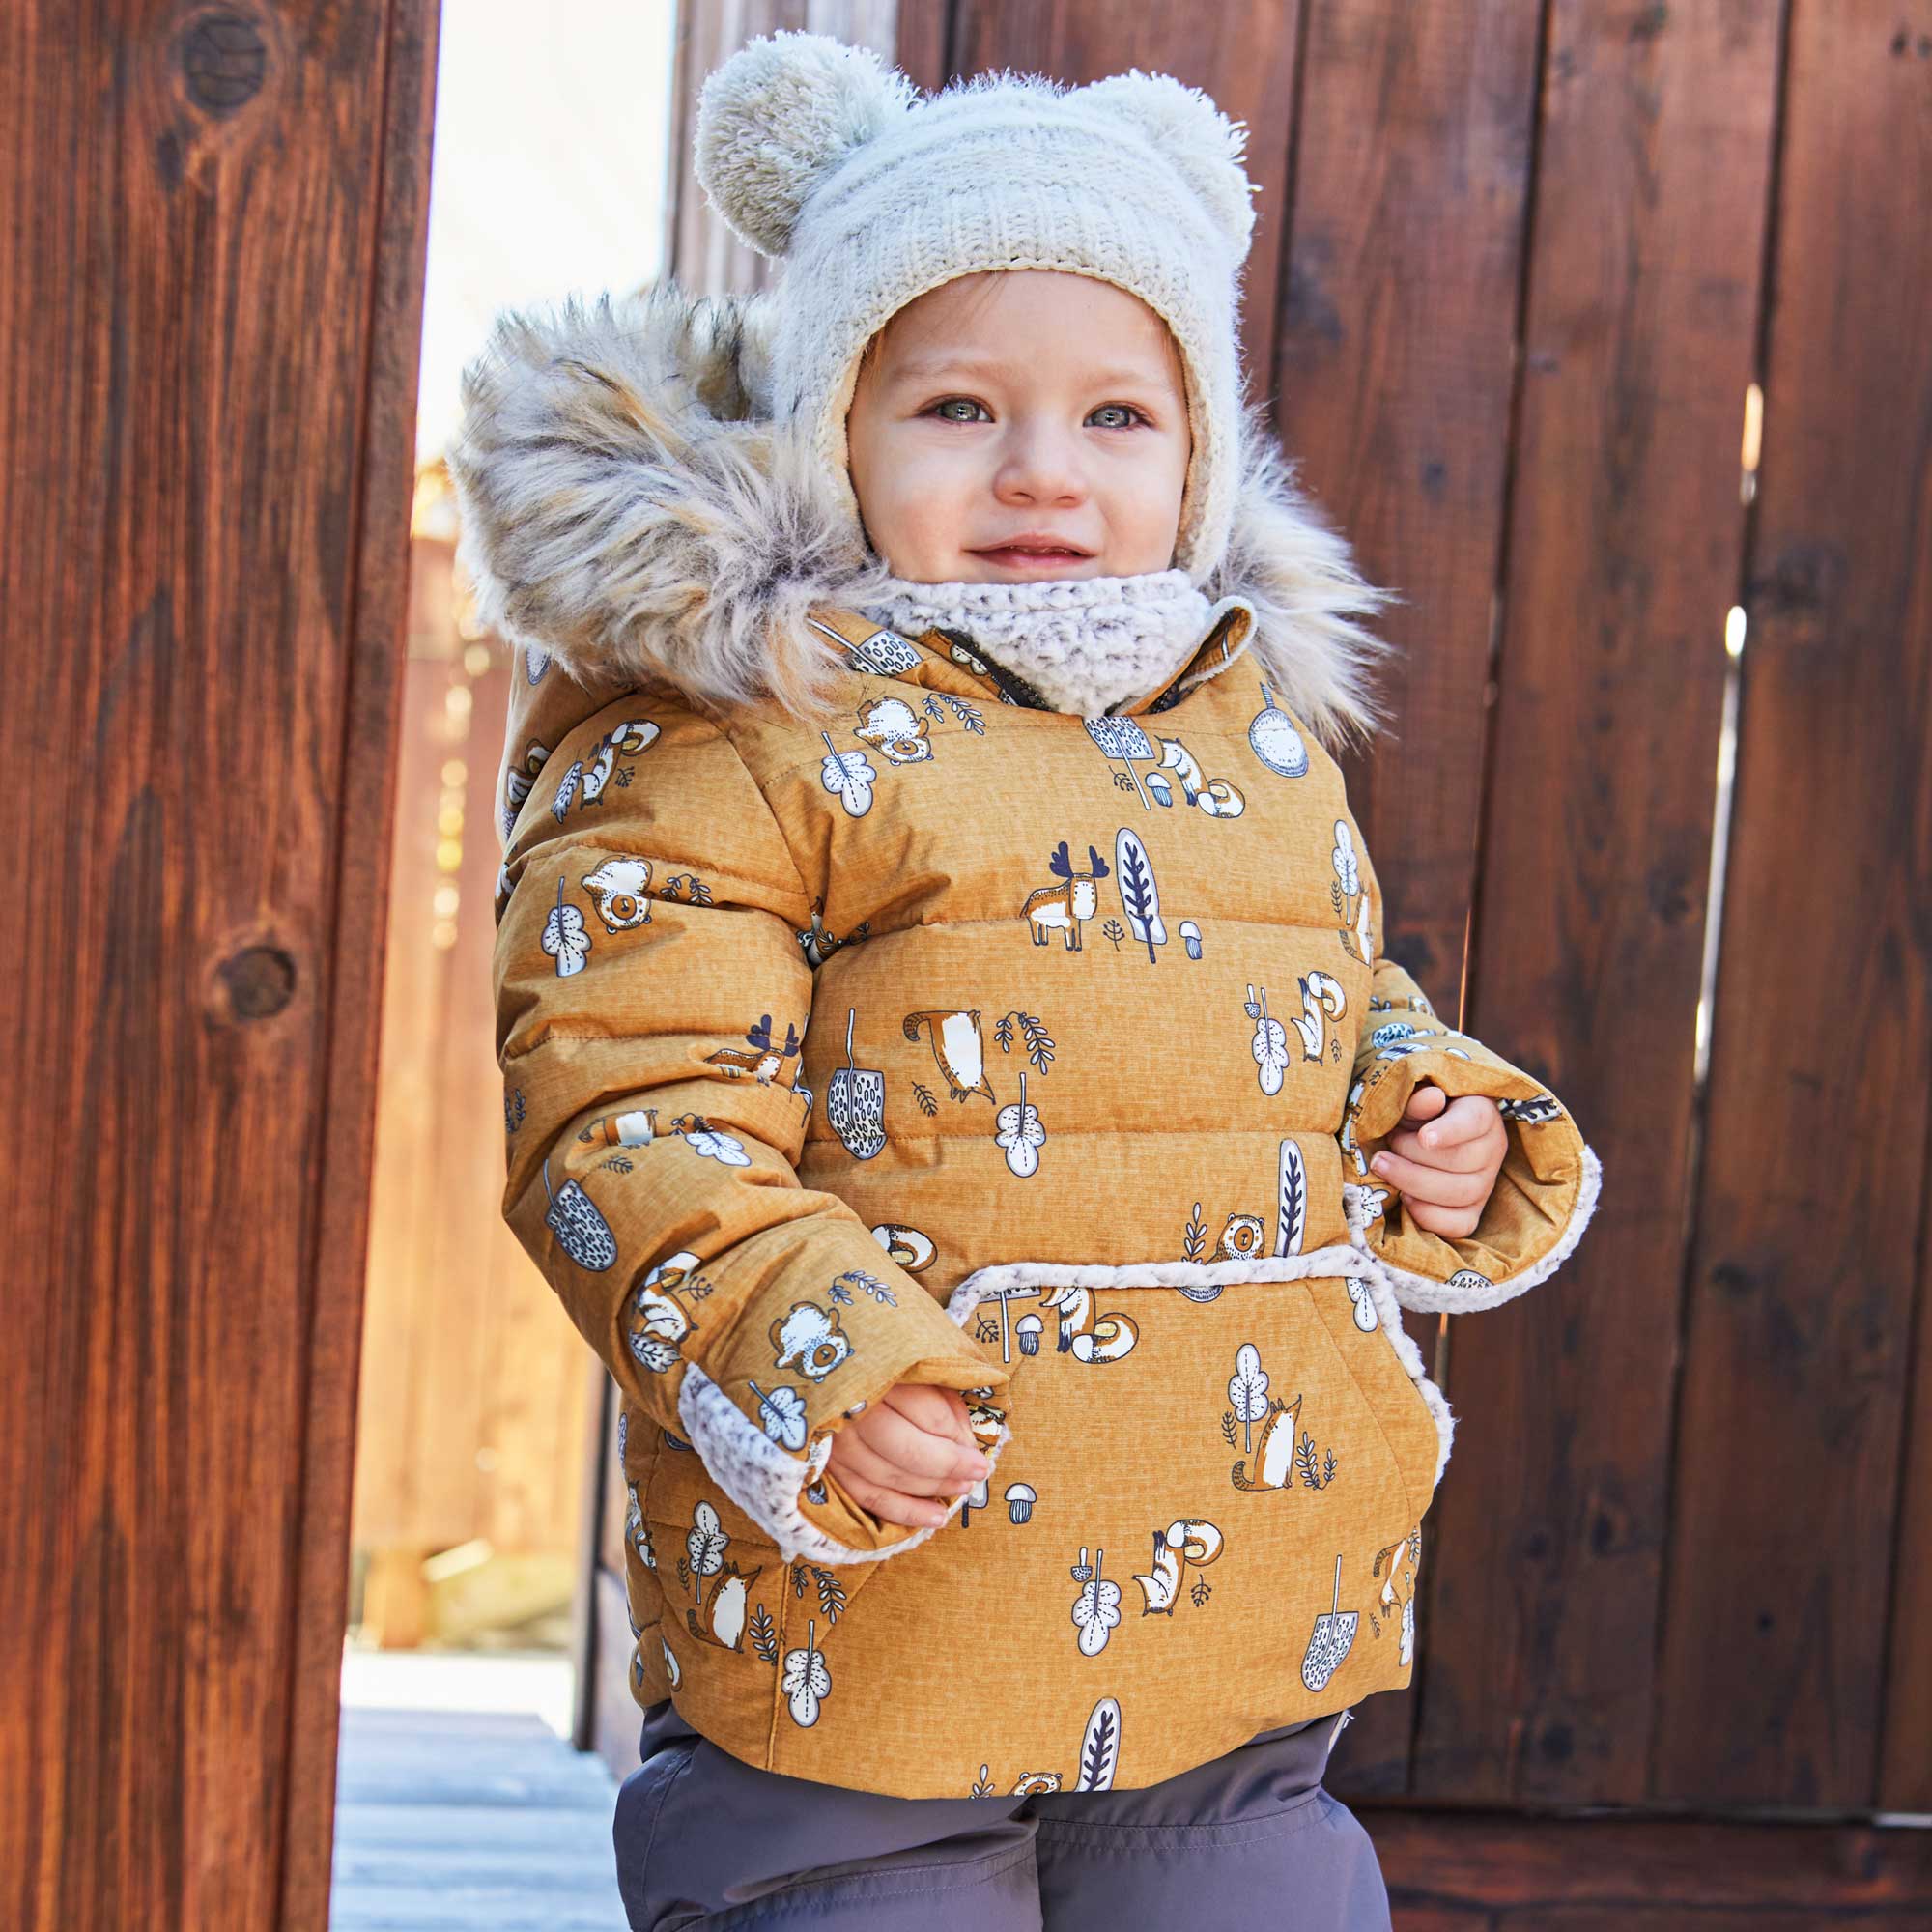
447, 280, 1403, 753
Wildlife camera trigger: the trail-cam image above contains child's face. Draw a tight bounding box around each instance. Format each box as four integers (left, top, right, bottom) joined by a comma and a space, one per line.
845, 270, 1192, 582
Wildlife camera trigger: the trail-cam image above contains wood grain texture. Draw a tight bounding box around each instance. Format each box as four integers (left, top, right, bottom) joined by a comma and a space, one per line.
1406, 0, 1784, 1806
0, 1, 435, 1929
1272, 0, 1546, 1803
1366, 1803, 1932, 1915
1651, 0, 1932, 1811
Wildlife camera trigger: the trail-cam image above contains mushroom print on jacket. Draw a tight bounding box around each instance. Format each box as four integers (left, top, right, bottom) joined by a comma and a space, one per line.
452, 278, 1604, 1800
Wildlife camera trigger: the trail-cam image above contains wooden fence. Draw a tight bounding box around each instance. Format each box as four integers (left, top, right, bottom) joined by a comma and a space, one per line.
5, 1, 1927, 1928
567, 1, 1932, 1918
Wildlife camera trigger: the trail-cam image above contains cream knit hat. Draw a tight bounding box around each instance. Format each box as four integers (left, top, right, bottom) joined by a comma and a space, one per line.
693, 32, 1262, 587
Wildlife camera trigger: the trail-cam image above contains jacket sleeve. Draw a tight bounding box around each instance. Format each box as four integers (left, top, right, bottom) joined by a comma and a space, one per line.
1338, 832, 1603, 1316
493, 679, 1013, 1565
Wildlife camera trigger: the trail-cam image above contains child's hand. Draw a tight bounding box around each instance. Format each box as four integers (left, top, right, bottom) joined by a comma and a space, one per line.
1368, 1079, 1507, 1239
824, 1383, 993, 1531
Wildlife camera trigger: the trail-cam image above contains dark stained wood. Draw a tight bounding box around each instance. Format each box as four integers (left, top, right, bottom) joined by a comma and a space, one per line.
951, 0, 1303, 413
1402, 0, 1785, 1806
0, 3, 436, 1931
1271, 0, 1546, 1803
1365, 1804, 1932, 1918
1651, 0, 1932, 1811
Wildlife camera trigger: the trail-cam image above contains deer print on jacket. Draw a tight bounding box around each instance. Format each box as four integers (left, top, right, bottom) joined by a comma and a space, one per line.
1023, 841, 1111, 950
705, 1013, 802, 1085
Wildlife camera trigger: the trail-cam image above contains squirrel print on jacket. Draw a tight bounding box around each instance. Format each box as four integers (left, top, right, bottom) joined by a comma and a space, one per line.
1040, 1282, 1139, 1363
1132, 1519, 1225, 1614
903, 1009, 995, 1103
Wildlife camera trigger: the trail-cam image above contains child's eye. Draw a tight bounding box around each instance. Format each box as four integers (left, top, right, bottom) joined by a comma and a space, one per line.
922, 398, 1150, 430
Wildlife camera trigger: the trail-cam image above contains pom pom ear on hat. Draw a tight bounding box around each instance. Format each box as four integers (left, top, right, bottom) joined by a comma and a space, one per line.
1075, 70, 1261, 258
695, 31, 919, 260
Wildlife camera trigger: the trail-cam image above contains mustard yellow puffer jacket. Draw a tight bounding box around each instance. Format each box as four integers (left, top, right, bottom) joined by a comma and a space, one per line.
451, 282, 1602, 1800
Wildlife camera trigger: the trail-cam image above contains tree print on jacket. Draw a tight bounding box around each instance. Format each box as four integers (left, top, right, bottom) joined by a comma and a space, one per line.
1330, 818, 1373, 962
969, 1697, 1121, 1797
540, 875, 591, 977
1114, 827, 1167, 963
1070, 1546, 1122, 1655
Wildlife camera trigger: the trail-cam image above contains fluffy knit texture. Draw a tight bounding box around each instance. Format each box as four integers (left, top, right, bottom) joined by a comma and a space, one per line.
692, 33, 1264, 582
447, 279, 1405, 751
860, 568, 1224, 715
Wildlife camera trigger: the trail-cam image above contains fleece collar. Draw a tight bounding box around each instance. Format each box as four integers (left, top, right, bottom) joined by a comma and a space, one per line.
447, 280, 1400, 751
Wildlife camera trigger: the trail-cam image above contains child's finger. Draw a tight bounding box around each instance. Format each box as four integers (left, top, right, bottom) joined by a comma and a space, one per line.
1368, 1146, 1492, 1207
884, 1380, 977, 1447
1398, 1082, 1449, 1127
1385, 1122, 1494, 1172
1411, 1094, 1498, 1151
832, 1426, 975, 1500
832, 1463, 953, 1530
859, 1399, 989, 1483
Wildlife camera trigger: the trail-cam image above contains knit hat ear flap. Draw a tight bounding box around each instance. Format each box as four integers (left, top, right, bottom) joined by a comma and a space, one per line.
1074, 71, 1261, 258
694, 31, 919, 260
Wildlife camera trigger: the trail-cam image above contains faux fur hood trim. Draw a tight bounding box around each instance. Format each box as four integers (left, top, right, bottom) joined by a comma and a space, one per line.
447, 280, 1404, 752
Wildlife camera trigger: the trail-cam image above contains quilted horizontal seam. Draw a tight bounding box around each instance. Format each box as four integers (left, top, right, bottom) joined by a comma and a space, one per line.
803, 908, 1371, 940
746, 716, 1281, 789
698, 1837, 1037, 1925
801, 1122, 1350, 1145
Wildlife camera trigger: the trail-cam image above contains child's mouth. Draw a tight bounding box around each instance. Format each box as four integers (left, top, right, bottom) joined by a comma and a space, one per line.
973, 546, 1092, 571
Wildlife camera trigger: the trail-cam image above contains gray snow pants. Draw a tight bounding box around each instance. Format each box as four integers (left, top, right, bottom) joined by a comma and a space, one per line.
612, 1699, 1393, 1930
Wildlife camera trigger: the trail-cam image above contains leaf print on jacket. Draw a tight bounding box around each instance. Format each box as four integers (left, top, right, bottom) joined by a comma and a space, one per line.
827, 1009, 888, 1157
819, 732, 877, 815
1085, 715, 1157, 806
1245, 984, 1289, 1094
995, 1069, 1046, 1179
781, 1618, 832, 1727
540, 875, 591, 976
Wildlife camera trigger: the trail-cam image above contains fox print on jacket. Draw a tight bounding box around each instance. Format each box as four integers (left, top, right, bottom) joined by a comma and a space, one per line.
448, 279, 1604, 1800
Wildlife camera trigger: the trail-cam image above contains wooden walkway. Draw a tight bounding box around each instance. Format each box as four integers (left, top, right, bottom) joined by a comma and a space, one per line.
331, 1704, 630, 1931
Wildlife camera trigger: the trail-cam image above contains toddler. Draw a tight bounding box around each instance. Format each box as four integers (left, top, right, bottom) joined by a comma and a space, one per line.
451, 31, 1601, 1930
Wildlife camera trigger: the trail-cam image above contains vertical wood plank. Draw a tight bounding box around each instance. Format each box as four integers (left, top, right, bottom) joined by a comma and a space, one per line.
0, 2, 437, 1930
1269, 0, 1546, 1799
1652, 0, 1932, 1810
1407, 0, 1783, 1805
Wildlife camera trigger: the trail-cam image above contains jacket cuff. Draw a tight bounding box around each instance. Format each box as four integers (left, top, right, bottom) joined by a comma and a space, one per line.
674, 1288, 1014, 1566
1341, 1029, 1602, 1314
